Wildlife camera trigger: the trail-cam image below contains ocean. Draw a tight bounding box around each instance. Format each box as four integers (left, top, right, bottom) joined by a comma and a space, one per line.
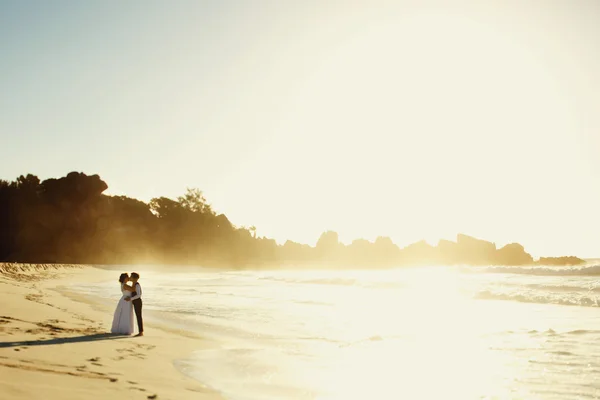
73, 263, 600, 399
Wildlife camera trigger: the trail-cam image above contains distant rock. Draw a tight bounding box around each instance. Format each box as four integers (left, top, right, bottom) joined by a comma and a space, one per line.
400, 240, 437, 265
437, 239, 459, 264
536, 256, 585, 266
455, 234, 497, 265
495, 243, 534, 265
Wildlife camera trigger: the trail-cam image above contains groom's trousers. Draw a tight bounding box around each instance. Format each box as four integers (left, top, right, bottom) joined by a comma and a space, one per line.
132, 298, 143, 333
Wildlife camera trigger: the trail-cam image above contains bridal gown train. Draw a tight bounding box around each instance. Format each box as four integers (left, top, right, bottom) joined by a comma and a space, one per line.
111, 284, 134, 335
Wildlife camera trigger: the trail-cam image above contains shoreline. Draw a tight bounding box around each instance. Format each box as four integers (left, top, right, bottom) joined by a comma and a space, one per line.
0, 263, 223, 400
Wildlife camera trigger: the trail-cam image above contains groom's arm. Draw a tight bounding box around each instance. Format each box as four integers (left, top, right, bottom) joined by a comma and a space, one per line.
130, 284, 142, 301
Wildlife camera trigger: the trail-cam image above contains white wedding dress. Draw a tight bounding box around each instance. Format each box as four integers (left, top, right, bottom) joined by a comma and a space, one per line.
111, 284, 134, 335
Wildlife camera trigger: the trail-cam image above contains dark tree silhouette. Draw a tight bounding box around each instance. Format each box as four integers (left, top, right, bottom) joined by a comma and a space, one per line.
0, 172, 585, 268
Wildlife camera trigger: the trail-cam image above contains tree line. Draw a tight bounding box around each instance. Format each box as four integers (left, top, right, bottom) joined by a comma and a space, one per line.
0, 172, 584, 268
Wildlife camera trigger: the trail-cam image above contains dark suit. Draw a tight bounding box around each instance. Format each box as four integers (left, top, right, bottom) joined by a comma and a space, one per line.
131, 283, 143, 333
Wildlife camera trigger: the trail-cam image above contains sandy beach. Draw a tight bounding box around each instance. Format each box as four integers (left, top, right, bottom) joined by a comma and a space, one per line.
0, 263, 222, 400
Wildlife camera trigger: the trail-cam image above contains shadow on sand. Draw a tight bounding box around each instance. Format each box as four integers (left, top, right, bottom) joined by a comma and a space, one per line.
0, 333, 129, 348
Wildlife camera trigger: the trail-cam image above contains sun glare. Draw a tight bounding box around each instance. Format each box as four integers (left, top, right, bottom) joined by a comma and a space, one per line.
2, 1, 600, 399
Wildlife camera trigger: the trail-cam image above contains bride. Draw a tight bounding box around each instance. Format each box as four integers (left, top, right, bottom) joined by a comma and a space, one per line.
111, 273, 136, 335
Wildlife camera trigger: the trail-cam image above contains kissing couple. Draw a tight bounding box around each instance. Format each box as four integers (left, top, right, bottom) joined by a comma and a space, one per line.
111, 272, 144, 336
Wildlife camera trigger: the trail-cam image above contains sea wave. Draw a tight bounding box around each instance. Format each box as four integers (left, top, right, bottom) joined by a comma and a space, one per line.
257, 275, 410, 290
464, 264, 600, 276
524, 283, 600, 293
258, 276, 359, 286
475, 289, 600, 307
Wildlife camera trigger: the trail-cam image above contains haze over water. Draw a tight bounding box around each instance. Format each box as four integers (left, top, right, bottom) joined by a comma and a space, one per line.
77, 263, 600, 400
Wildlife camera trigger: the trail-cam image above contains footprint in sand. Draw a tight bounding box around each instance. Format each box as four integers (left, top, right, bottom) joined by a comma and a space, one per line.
135, 343, 156, 350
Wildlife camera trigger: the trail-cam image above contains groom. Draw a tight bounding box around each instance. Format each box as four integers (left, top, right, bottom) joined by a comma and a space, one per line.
125, 272, 144, 337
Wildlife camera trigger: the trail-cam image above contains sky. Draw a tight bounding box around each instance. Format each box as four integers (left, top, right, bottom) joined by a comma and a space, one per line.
1, 0, 599, 258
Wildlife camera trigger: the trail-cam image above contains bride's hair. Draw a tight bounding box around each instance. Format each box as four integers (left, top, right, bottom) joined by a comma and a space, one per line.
118, 273, 129, 283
